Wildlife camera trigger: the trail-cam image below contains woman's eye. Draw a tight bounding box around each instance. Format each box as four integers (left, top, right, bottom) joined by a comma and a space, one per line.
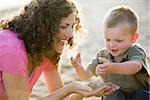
72, 23, 76, 28
60, 25, 67, 29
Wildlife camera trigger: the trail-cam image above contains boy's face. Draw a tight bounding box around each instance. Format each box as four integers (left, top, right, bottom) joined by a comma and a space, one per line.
104, 24, 136, 59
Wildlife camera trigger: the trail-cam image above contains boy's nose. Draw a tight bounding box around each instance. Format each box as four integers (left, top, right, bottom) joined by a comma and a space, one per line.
109, 42, 116, 48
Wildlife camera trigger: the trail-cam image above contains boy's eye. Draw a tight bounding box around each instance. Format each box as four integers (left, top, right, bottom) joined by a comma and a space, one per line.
106, 39, 110, 41
116, 40, 123, 42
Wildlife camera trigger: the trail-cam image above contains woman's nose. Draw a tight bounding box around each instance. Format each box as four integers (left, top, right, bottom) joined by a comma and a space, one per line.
65, 28, 73, 38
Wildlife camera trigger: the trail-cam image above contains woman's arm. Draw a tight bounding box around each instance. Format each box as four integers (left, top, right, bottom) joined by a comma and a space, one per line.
40, 81, 92, 100
40, 82, 75, 100
0, 47, 30, 100
43, 59, 83, 100
40, 81, 119, 100
43, 66, 84, 100
43, 66, 64, 92
3, 72, 29, 100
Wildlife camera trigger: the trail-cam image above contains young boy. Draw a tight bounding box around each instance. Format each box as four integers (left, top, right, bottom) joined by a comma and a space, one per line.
71, 6, 150, 100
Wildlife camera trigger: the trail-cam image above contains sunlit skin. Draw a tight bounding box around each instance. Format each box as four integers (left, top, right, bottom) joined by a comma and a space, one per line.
54, 12, 76, 54
104, 24, 137, 62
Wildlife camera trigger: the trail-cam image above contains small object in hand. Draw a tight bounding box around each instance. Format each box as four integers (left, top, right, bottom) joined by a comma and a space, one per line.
87, 80, 105, 90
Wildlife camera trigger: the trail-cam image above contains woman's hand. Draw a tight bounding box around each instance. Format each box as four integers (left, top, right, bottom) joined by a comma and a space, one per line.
72, 81, 92, 97
73, 80, 119, 97
88, 83, 119, 97
87, 79, 119, 97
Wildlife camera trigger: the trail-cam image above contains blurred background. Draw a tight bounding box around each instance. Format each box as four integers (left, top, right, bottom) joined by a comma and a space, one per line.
0, 0, 149, 100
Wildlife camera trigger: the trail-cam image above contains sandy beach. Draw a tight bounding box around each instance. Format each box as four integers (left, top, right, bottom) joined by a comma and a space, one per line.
29, 0, 150, 99
0, 0, 149, 100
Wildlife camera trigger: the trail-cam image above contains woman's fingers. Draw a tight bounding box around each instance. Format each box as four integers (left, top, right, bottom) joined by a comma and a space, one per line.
76, 81, 120, 97
102, 84, 119, 95
89, 83, 120, 96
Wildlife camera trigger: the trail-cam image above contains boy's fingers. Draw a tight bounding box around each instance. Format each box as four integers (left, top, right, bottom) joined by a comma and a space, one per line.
95, 67, 102, 75
70, 57, 73, 61
95, 67, 107, 75
71, 57, 75, 65
76, 52, 81, 58
98, 57, 108, 63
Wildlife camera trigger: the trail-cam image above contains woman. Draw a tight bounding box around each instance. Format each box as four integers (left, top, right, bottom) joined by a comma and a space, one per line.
0, 0, 119, 99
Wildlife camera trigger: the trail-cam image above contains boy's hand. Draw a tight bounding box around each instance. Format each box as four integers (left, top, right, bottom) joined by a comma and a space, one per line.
71, 53, 82, 69
98, 57, 108, 64
96, 57, 113, 75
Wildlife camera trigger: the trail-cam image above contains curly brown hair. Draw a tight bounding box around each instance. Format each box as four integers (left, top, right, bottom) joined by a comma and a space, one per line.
0, 0, 82, 72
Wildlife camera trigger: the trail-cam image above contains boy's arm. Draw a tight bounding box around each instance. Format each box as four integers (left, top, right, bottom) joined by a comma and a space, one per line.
74, 65, 93, 80
71, 53, 93, 80
96, 57, 142, 75
110, 61, 142, 75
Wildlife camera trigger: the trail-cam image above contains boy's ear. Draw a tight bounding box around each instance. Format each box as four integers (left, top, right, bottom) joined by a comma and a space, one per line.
131, 33, 139, 43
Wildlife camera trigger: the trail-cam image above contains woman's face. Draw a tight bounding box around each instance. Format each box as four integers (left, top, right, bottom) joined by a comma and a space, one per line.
54, 12, 76, 53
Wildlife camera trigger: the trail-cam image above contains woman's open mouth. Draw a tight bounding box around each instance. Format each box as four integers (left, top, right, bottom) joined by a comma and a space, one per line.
59, 39, 68, 46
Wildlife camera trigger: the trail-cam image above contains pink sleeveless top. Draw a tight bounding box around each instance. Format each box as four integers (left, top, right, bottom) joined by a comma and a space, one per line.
0, 29, 54, 97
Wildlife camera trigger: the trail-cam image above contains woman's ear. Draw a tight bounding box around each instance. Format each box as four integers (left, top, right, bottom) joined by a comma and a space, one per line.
131, 33, 139, 43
